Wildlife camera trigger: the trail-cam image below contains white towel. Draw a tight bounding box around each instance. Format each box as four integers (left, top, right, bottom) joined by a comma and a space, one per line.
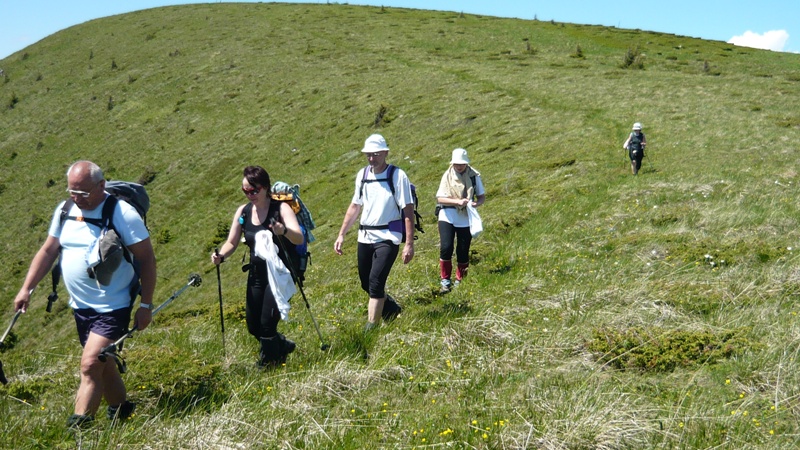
254, 230, 295, 320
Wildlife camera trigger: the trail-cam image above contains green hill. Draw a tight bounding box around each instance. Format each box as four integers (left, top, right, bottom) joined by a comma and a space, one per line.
1, 3, 800, 448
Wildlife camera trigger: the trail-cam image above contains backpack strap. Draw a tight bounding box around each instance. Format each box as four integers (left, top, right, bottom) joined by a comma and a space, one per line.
49, 195, 131, 311
358, 164, 400, 211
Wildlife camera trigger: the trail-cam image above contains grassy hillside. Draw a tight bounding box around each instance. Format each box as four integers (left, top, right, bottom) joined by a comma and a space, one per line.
1, 3, 800, 448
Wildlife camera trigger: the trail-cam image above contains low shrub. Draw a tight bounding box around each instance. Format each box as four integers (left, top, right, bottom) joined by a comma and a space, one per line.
587, 326, 751, 372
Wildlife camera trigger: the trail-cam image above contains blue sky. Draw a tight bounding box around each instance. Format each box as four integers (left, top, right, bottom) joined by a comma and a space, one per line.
1, 1, 797, 60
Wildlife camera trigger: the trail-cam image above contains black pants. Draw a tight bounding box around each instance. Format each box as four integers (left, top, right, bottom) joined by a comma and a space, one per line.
357, 241, 399, 299
246, 261, 280, 339
438, 221, 472, 264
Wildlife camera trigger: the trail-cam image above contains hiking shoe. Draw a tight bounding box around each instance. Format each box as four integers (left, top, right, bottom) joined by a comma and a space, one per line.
277, 333, 296, 364
440, 279, 452, 293
382, 295, 402, 322
257, 336, 285, 369
364, 322, 378, 333
107, 400, 136, 421
67, 414, 94, 430
454, 279, 461, 288
278, 333, 296, 355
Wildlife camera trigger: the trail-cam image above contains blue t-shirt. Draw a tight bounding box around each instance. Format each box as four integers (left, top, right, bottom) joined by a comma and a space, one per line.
48, 195, 149, 312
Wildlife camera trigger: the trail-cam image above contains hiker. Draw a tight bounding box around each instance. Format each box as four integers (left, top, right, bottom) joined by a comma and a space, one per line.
623, 122, 647, 175
211, 166, 302, 368
13, 161, 156, 428
435, 148, 486, 292
334, 134, 414, 331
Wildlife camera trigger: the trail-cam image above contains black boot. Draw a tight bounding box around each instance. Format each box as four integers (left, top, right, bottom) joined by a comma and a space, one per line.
382, 295, 402, 322
66, 414, 94, 430
276, 333, 296, 363
258, 336, 283, 369
107, 400, 136, 421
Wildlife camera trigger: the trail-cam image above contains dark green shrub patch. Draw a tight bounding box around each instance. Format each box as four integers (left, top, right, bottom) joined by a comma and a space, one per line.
587, 326, 751, 372
0, 378, 50, 403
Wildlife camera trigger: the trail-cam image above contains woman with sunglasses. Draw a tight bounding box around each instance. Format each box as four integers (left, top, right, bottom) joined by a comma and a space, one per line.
211, 166, 303, 368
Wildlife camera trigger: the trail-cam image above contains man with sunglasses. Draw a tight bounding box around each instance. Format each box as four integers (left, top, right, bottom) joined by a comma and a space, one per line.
13, 160, 156, 429
334, 134, 414, 331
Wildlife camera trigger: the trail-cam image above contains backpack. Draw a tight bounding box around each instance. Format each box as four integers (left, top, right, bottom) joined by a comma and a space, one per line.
48, 181, 150, 312
357, 164, 423, 242
628, 132, 645, 157
240, 183, 314, 287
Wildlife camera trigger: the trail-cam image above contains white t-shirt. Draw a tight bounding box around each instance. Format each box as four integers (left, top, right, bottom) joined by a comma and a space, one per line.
351, 165, 413, 245
48, 195, 150, 312
436, 174, 485, 228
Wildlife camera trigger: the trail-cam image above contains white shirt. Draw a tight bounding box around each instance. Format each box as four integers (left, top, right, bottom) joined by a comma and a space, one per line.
436, 174, 485, 228
48, 195, 150, 312
351, 165, 413, 245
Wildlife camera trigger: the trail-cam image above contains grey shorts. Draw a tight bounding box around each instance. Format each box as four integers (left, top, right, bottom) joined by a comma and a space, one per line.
73, 307, 131, 347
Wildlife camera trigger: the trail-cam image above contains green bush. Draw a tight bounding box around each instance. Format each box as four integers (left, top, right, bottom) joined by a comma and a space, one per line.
587, 326, 751, 372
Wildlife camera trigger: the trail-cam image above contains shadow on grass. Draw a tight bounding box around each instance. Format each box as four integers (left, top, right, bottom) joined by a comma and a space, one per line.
423, 299, 473, 320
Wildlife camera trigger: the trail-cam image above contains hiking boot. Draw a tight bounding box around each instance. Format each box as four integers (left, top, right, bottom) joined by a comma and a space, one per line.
440, 278, 452, 293
67, 414, 94, 430
382, 295, 402, 322
257, 336, 283, 369
107, 400, 136, 421
277, 333, 296, 363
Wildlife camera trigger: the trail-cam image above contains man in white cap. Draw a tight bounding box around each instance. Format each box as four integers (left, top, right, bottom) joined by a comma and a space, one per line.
13, 161, 156, 429
334, 134, 415, 330
623, 122, 647, 175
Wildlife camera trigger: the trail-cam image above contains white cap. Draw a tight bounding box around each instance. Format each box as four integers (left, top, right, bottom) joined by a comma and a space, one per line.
632, 122, 642, 130
361, 134, 389, 153
450, 148, 470, 164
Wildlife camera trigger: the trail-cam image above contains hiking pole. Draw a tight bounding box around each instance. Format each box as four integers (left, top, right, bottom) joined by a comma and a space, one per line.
271, 221, 329, 351
46, 264, 61, 312
0, 310, 22, 385
215, 248, 226, 358
0, 310, 21, 347
98, 273, 202, 373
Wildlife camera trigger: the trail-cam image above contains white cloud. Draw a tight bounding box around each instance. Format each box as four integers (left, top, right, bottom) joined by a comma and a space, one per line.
728, 30, 789, 52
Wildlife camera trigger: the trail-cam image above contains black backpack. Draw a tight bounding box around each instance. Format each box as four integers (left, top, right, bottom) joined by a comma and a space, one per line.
48, 181, 150, 311
628, 132, 645, 155
358, 164, 424, 242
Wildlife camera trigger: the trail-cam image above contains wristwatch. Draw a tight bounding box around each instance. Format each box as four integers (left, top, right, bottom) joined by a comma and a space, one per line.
139, 303, 152, 310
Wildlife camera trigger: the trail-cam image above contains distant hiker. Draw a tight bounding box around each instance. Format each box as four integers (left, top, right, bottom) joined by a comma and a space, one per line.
13, 161, 156, 429
211, 166, 302, 368
435, 148, 486, 292
623, 122, 647, 175
334, 134, 414, 331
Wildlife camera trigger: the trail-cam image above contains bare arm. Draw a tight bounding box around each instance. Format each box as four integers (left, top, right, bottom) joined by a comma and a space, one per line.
334, 203, 362, 255
127, 237, 156, 330
14, 236, 61, 313
401, 203, 415, 264
437, 196, 470, 208
271, 202, 304, 245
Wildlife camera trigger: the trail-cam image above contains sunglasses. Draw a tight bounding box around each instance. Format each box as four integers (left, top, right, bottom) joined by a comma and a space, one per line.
66, 181, 100, 198
365, 152, 384, 158
242, 186, 261, 196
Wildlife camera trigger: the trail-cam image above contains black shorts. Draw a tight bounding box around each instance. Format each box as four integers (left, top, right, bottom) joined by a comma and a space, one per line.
73, 307, 132, 347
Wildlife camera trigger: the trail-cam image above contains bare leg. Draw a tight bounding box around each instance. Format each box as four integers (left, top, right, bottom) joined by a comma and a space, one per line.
74, 332, 125, 416
367, 297, 386, 326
